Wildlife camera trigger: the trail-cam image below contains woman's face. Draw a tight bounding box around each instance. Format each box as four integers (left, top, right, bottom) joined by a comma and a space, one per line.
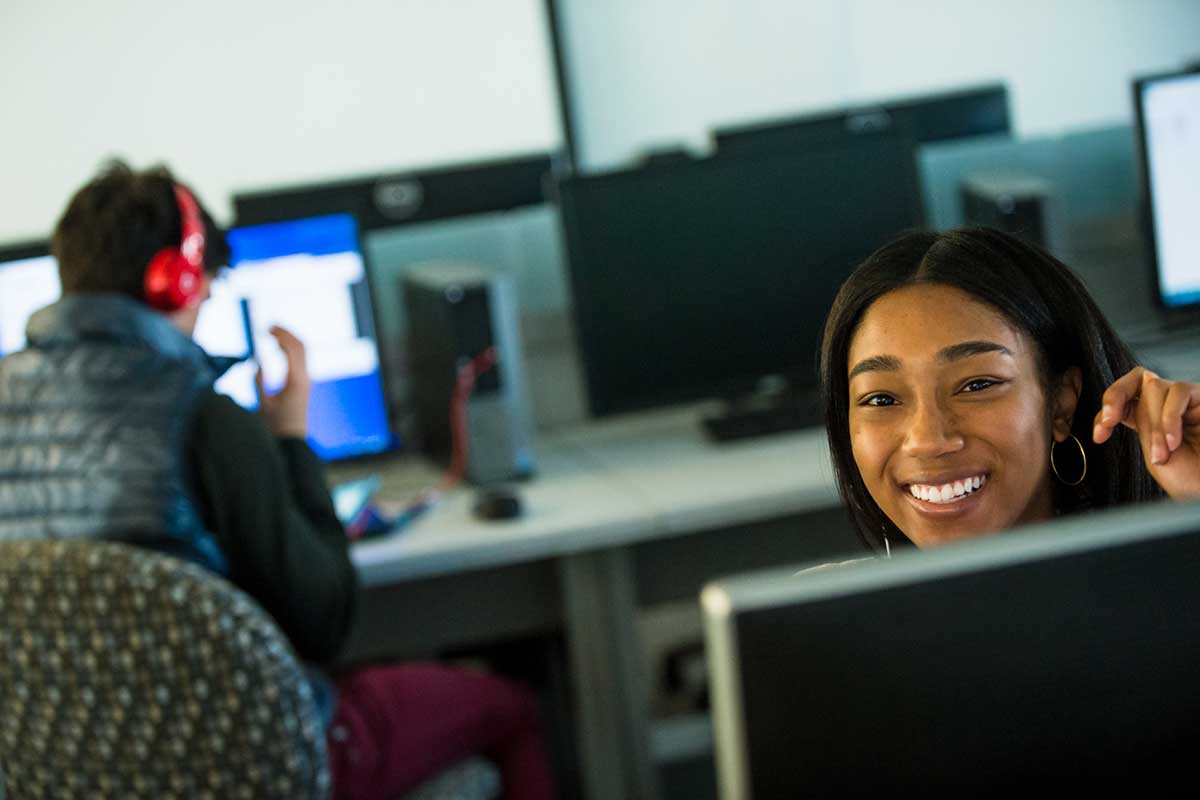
846, 283, 1078, 548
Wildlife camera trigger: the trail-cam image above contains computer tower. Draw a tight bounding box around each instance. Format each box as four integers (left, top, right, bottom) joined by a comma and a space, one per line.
403, 263, 535, 484
960, 172, 1051, 248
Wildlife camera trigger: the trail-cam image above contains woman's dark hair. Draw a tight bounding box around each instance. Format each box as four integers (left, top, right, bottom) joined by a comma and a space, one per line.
819, 226, 1163, 554
51, 160, 230, 297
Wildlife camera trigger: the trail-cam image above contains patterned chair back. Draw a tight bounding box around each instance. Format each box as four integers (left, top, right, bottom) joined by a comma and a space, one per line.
0, 539, 330, 800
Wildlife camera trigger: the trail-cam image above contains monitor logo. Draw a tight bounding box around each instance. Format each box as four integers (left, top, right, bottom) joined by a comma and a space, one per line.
374, 177, 425, 221
845, 109, 892, 134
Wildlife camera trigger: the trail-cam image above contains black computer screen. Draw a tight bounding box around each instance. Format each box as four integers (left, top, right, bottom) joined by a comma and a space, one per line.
704, 501, 1200, 796
1133, 68, 1200, 310
556, 130, 924, 417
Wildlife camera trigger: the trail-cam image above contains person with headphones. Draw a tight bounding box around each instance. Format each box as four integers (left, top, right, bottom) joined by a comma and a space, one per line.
0, 161, 556, 800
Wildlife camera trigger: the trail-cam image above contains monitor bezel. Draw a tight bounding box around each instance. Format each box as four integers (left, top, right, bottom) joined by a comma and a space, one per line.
0, 238, 51, 265
1132, 66, 1200, 317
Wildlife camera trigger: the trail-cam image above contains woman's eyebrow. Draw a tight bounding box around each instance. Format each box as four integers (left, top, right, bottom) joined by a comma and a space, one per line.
848, 341, 1013, 381
937, 340, 1013, 362
848, 354, 901, 381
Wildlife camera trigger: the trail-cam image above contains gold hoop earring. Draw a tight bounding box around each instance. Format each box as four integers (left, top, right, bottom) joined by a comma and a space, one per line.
1050, 434, 1087, 486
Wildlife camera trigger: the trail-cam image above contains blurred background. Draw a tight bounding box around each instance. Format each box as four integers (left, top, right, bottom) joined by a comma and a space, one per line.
3, 0, 1197, 435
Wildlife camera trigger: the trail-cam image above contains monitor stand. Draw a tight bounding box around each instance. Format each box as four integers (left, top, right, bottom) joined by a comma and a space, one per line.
700, 387, 823, 442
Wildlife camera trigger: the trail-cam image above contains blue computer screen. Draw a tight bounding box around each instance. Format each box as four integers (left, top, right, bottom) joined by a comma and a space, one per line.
223, 214, 396, 461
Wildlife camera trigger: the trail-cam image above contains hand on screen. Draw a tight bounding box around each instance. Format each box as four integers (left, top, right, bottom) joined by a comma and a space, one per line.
1094, 366, 1200, 499
256, 325, 311, 439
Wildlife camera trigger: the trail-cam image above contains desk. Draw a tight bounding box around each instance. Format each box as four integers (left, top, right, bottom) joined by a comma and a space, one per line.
336, 405, 856, 800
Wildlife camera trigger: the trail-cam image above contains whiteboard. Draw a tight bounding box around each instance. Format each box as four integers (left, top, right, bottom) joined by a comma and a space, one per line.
0, 0, 562, 239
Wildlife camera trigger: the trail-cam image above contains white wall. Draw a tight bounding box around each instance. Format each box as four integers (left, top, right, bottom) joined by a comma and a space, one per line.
556, 0, 1200, 171
5, 1, 1198, 242
0, 0, 561, 240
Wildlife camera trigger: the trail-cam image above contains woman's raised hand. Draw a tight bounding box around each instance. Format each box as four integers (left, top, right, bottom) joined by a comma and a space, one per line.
1094, 366, 1200, 499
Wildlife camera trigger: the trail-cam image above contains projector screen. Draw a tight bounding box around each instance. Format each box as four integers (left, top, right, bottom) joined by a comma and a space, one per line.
0, 0, 562, 240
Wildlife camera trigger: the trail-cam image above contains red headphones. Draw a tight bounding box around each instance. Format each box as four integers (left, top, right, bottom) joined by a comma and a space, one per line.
143, 184, 206, 311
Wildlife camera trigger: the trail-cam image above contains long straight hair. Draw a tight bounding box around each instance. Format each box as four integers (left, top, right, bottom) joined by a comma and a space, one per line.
819, 226, 1163, 553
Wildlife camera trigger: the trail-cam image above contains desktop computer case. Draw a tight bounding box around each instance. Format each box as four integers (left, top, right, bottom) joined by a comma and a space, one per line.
402, 263, 535, 484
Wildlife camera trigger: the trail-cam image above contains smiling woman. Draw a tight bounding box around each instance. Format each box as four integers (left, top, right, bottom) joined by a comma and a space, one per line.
818, 226, 1200, 554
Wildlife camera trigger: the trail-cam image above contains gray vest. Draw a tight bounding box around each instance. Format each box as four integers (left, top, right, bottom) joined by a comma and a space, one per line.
0, 294, 229, 574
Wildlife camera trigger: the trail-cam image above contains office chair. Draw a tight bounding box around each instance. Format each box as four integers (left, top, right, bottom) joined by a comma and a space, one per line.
0, 539, 499, 800
0, 538, 329, 799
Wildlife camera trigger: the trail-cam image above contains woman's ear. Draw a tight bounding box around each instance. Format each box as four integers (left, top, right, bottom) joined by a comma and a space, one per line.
1052, 366, 1083, 442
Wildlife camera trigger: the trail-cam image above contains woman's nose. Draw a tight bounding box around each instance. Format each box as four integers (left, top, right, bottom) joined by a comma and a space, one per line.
902, 399, 966, 458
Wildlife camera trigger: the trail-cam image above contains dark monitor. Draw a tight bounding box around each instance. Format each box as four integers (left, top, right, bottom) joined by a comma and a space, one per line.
1133, 68, 1200, 311
232, 153, 554, 231
714, 83, 1010, 156
556, 129, 924, 428
702, 500, 1200, 797
0, 240, 58, 359
223, 213, 398, 461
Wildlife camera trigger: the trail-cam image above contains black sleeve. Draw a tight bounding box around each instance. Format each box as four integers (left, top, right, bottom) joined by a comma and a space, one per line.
186, 390, 358, 664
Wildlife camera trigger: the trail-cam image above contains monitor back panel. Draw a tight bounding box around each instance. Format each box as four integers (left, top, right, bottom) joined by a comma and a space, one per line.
710, 508, 1200, 796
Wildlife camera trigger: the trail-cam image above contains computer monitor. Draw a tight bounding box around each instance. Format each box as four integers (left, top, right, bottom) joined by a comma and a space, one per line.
713, 83, 1010, 156
702, 500, 1200, 797
223, 213, 397, 461
0, 220, 394, 462
0, 241, 259, 408
556, 129, 924, 432
0, 240, 59, 358
1133, 68, 1200, 311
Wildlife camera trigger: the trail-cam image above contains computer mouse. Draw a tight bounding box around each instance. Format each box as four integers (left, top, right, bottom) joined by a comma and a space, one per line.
472, 487, 523, 521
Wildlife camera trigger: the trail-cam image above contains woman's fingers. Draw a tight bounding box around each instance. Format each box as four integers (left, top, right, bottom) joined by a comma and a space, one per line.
1135, 374, 1168, 464
1094, 367, 1148, 444
1161, 381, 1195, 453
1097, 367, 1200, 466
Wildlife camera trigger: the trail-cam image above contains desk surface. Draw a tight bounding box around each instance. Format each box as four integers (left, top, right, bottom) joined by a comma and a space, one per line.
558, 405, 839, 535
342, 441, 655, 586
338, 404, 842, 587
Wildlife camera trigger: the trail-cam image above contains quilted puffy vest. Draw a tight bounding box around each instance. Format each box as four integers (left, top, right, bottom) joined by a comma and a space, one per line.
0, 293, 229, 574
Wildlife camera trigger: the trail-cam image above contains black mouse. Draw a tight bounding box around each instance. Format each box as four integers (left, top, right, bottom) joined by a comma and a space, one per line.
472, 487, 523, 521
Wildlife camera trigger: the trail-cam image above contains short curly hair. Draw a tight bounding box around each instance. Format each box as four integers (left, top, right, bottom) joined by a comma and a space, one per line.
51, 160, 229, 298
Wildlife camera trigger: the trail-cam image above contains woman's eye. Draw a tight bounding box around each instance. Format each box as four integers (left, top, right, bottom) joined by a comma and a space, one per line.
961, 378, 996, 393
862, 394, 896, 407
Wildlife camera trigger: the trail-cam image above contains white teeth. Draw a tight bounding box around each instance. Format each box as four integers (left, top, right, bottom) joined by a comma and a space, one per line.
908, 475, 988, 505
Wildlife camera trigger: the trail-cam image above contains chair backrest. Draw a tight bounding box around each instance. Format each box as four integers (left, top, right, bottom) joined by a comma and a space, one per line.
0, 539, 329, 800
